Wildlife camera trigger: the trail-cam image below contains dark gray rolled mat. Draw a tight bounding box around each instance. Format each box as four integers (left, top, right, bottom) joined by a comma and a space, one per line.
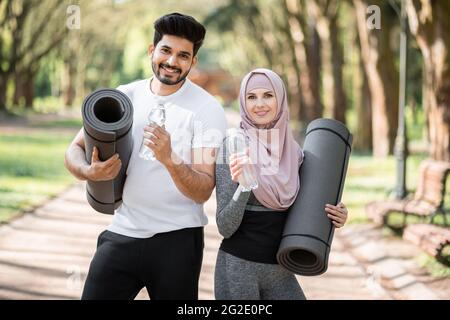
277, 118, 352, 276
82, 88, 134, 214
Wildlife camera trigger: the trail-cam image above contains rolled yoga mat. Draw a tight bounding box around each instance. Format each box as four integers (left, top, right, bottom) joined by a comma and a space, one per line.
277, 118, 352, 276
82, 88, 134, 214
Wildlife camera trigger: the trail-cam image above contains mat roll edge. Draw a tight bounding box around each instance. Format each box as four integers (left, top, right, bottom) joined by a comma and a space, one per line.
82, 88, 134, 214
277, 118, 352, 276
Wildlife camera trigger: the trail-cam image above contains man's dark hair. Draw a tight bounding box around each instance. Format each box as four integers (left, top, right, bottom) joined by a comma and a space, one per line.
153, 13, 206, 57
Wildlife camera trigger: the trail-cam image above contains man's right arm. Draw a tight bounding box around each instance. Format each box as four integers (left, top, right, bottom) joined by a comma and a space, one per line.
64, 128, 122, 181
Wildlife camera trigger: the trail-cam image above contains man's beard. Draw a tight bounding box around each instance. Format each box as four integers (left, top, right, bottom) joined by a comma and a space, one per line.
152, 61, 190, 86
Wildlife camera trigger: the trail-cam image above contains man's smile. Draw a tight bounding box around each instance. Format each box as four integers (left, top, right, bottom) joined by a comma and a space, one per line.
160, 64, 181, 75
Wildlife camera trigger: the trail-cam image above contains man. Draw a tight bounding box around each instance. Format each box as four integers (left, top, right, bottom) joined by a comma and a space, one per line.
64, 13, 227, 300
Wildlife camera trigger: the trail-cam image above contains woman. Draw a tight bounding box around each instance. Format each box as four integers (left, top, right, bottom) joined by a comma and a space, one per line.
214, 68, 348, 300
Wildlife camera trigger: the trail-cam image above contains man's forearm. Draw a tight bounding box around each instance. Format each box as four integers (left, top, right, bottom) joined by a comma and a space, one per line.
165, 154, 215, 204
64, 144, 90, 181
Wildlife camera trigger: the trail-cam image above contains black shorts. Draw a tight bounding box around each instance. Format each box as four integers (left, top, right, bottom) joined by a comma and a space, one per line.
81, 227, 204, 300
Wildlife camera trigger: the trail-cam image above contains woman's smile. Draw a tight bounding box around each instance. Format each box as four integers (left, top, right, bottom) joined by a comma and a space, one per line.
254, 110, 269, 117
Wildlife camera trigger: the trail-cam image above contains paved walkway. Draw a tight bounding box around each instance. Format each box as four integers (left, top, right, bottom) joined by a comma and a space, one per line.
0, 182, 392, 300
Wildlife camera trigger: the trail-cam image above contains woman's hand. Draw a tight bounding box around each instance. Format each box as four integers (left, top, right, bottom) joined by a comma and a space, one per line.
325, 202, 348, 228
229, 152, 249, 183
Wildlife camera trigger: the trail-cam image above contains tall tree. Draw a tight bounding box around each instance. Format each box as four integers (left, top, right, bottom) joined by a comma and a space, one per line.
354, 57, 373, 151
407, 0, 450, 161
15, 0, 67, 108
353, 10, 373, 151
354, 0, 399, 156
0, 0, 67, 109
284, 0, 323, 124
61, 32, 80, 107
0, 0, 34, 111
311, 0, 347, 124
203, 0, 276, 68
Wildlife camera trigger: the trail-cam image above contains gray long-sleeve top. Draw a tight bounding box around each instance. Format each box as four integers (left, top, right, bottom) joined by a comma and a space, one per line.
215, 140, 273, 239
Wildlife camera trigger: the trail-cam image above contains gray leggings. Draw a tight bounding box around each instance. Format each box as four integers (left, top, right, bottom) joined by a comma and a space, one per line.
214, 249, 306, 300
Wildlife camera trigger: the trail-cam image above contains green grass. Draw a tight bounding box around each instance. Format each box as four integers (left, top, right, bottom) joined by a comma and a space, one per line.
0, 131, 75, 222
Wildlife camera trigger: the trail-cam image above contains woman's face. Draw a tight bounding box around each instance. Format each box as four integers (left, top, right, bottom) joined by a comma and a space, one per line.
245, 88, 277, 128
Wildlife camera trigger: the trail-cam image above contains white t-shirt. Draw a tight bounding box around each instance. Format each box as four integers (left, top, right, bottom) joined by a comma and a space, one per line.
107, 78, 227, 238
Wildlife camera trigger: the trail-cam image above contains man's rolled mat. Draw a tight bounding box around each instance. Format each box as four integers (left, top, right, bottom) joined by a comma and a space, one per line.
277, 118, 352, 276
82, 88, 134, 214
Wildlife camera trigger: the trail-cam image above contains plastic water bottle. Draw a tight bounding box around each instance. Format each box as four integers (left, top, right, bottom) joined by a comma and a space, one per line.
139, 102, 166, 161
227, 128, 258, 192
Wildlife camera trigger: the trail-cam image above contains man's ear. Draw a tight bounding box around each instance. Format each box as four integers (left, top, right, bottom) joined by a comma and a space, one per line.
148, 44, 155, 57
192, 55, 198, 67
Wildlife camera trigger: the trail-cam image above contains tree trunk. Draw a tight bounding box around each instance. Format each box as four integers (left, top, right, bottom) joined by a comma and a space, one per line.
330, 14, 347, 123
280, 1, 303, 128
407, 0, 450, 161
285, 0, 323, 124
13, 69, 36, 108
0, 74, 9, 112
354, 60, 373, 151
62, 60, 76, 107
13, 72, 24, 106
313, 0, 347, 124
23, 71, 35, 108
354, 0, 399, 157
306, 24, 323, 120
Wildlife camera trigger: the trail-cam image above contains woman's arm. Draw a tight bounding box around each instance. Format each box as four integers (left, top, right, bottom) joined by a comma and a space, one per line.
215, 144, 251, 238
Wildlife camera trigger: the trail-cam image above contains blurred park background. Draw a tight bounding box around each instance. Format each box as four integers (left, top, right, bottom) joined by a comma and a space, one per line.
0, 0, 449, 299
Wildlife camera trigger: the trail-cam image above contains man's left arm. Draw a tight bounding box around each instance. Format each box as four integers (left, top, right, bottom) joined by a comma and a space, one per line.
143, 124, 217, 204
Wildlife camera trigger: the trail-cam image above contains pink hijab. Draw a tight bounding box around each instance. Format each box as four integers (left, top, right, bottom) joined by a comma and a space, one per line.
239, 68, 303, 211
